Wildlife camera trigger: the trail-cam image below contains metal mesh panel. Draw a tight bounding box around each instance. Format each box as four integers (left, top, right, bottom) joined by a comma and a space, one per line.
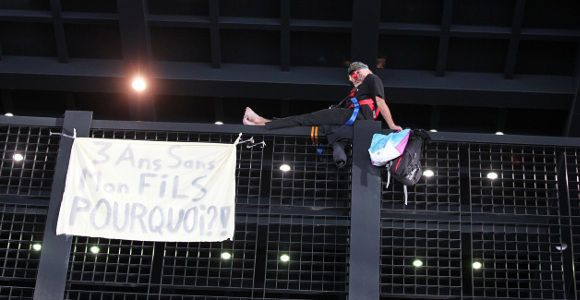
0, 125, 60, 198
567, 149, 580, 299
66, 293, 302, 300
0, 286, 34, 300
470, 144, 559, 216
65, 290, 152, 300
471, 223, 565, 299
67, 236, 155, 284
161, 216, 258, 289
64, 129, 267, 297
0, 203, 46, 280
158, 297, 301, 300
264, 215, 349, 293
573, 219, 580, 300
382, 142, 461, 212
2, 117, 579, 299
270, 136, 351, 209
380, 219, 462, 298
66, 128, 350, 298
265, 216, 349, 292
567, 148, 580, 216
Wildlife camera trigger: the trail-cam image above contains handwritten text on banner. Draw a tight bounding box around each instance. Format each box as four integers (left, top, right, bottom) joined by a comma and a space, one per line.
56, 138, 237, 242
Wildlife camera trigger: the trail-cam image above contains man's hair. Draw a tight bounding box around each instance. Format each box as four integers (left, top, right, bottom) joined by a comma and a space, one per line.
348, 61, 369, 74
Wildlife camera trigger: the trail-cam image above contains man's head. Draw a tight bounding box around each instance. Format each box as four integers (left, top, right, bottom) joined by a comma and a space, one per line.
348, 61, 371, 87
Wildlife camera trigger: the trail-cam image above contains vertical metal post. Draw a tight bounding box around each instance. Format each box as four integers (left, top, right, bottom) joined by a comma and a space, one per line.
34, 111, 93, 300
556, 151, 577, 299
349, 121, 382, 299
459, 144, 474, 298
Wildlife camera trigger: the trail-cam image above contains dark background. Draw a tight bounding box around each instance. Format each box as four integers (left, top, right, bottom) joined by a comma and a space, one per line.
0, 0, 579, 135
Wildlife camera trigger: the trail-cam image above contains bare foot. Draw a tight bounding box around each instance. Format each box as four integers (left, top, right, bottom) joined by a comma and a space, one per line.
244, 107, 266, 123
243, 116, 257, 125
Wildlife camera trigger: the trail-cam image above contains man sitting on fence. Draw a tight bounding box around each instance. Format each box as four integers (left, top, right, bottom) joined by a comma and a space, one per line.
242, 61, 402, 131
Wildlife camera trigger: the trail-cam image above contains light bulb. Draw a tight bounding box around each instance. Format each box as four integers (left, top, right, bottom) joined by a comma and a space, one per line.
412, 259, 423, 267
486, 172, 498, 180
131, 76, 147, 92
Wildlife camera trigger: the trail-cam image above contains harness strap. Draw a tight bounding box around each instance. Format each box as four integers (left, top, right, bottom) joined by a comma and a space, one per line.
348, 98, 380, 120
310, 126, 318, 144
345, 97, 360, 126
311, 126, 325, 155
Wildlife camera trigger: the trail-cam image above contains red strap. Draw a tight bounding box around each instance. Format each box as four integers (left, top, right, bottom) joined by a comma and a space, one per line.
348, 99, 374, 108
348, 98, 380, 120
394, 156, 402, 172
348, 89, 356, 98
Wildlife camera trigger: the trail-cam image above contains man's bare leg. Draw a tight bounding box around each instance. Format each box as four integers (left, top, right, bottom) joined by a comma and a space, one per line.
243, 107, 271, 126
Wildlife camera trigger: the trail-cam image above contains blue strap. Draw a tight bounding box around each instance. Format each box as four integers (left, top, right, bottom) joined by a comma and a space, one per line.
345, 97, 359, 126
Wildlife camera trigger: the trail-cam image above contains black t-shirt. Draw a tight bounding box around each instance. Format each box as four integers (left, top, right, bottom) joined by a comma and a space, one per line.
347, 73, 385, 119
355, 73, 385, 101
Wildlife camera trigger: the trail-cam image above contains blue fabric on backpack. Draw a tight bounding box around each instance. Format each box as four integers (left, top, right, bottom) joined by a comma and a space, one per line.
368, 129, 411, 167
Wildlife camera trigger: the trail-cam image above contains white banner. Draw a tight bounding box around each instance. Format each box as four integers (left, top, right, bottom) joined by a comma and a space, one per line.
56, 138, 237, 242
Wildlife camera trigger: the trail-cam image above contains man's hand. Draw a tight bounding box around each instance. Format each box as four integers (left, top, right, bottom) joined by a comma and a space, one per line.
390, 125, 403, 131
376, 97, 402, 132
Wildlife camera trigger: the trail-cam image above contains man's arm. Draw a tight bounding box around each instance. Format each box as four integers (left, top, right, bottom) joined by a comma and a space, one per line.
376, 96, 402, 131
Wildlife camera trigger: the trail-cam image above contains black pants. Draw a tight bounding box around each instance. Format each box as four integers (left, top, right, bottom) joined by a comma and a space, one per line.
265, 106, 374, 130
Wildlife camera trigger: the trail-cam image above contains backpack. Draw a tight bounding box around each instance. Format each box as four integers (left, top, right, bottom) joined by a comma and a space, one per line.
385, 129, 431, 205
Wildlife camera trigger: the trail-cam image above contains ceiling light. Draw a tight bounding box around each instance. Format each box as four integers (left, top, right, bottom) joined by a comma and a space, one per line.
472, 261, 483, 270
4, 113, 14, 117
495, 131, 504, 135
12, 153, 24, 162
89, 246, 100, 254
214, 121, 224, 125
131, 76, 147, 92
423, 169, 434, 177
280, 254, 290, 262
486, 172, 498, 180
412, 259, 423, 267
32, 243, 42, 251
221, 252, 232, 260
279, 164, 291, 172
429, 129, 437, 132
555, 243, 568, 251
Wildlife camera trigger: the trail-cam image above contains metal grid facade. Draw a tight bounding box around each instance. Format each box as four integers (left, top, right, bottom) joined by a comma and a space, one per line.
0, 125, 60, 198
380, 219, 463, 297
568, 148, 580, 300
380, 141, 578, 299
469, 144, 560, 216
1, 114, 580, 299
270, 136, 351, 209
60, 126, 350, 299
0, 123, 57, 299
264, 215, 349, 293
471, 223, 565, 299
382, 142, 462, 212
161, 220, 258, 289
